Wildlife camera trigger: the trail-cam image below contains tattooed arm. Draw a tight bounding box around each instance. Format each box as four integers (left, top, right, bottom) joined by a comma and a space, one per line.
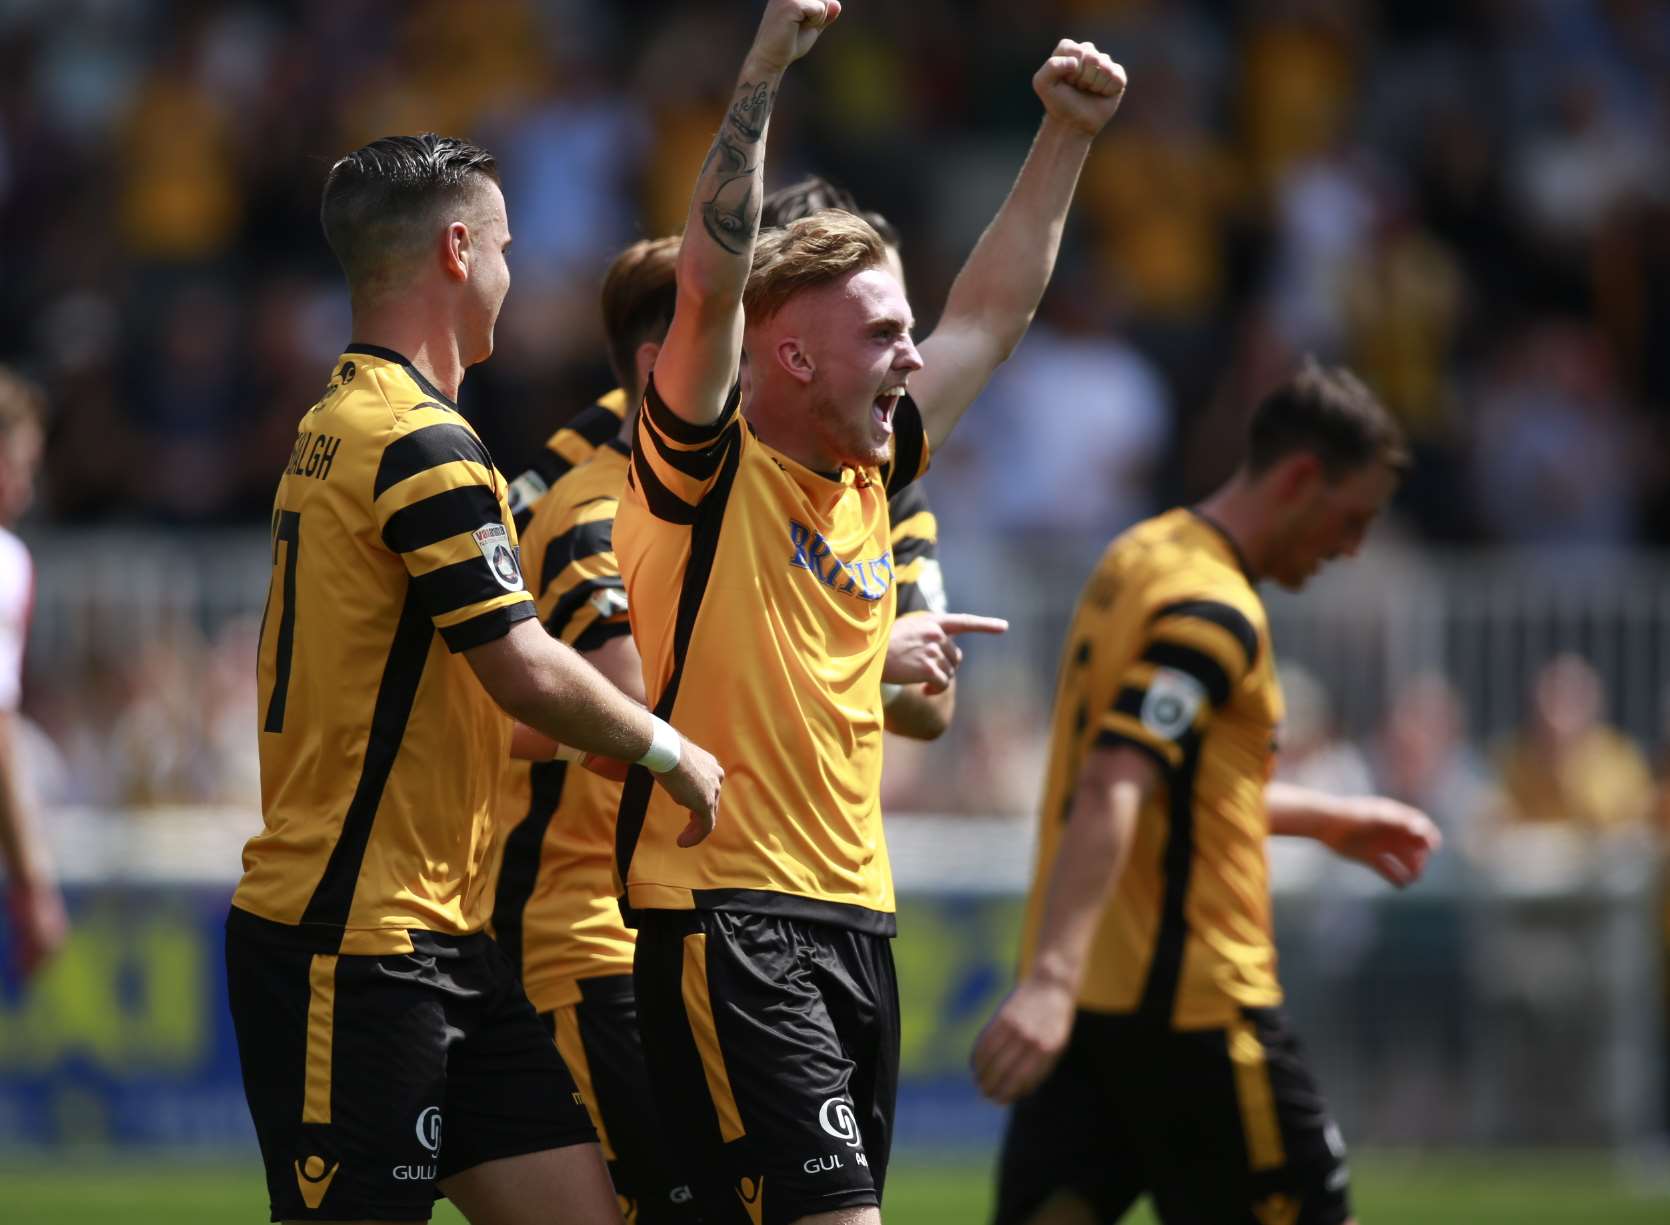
652, 0, 841, 426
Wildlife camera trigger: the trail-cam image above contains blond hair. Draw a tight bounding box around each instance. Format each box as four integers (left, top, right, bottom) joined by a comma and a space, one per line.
744, 210, 888, 324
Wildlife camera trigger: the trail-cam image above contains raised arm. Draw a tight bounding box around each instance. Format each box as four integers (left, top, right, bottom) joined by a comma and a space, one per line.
653, 0, 840, 424
912, 40, 1126, 452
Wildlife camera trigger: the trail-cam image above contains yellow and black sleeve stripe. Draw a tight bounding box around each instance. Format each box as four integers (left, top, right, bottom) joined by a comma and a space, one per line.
539, 499, 630, 653
509, 396, 628, 532
630, 375, 741, 522
373, 422, 535, 651
1095, 598, 1259, 772
887, 480, 944, 617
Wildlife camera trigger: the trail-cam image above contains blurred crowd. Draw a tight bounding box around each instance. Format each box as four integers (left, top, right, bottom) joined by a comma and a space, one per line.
4, 2, 1670, 830
0, 0, 1668, 543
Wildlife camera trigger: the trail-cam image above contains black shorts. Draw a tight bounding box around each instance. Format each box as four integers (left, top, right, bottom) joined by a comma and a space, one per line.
542, 974, 701, 1224
225, 907, 595, 1222
633, 909, 899, 1225
995, 1007, 1351, 1225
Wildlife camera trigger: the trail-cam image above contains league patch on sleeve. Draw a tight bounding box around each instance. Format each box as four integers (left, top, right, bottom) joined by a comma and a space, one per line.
473, 523, 525, 592
1141, 667, 1207, 741
917, 558, 949, 614
505, 471, 548, 518
588, 587, 628, 619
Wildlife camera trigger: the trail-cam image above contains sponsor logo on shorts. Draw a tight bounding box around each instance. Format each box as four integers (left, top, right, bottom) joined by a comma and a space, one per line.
736, 1175, 765, 1225
416, 1105, 443, 1155
669, 1185, 694, 1204
294, 1155, 339, 1210
393, 1164, 438, 1181
1251, 1192, 1300, 1225
1324, 1121, 1347, 1159
818, 1096, 863, 1148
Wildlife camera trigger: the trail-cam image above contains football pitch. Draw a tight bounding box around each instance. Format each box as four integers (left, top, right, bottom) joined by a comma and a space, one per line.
4, 1152, 1670, 1223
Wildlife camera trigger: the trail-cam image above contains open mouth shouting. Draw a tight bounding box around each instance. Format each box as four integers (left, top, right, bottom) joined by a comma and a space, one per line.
872, 386, 906, 435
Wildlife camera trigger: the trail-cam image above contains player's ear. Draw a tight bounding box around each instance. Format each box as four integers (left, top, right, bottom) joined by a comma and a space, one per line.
1277, 451, 1325, 504
441, 220, 471, 283
634, 341, 661, 397
776, 337, 815, 385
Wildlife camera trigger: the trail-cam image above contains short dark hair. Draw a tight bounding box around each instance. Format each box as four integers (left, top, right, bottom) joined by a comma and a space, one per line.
762, 175, 901, 250
320, 133, 500, 294
1246, 359, 1409, 479
601, 236, 680, 395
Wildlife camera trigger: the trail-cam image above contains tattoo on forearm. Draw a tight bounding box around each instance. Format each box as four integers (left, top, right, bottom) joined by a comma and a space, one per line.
698, 80, 775, 255
728, 81, 772, 141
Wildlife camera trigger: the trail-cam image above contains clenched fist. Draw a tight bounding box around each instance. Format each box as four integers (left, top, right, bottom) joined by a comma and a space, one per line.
1034, 39, 1127, 136
748, 0, 842, 75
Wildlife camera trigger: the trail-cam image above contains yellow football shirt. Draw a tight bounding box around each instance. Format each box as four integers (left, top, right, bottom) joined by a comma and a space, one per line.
490, 440, 636, 1009
613, 375, 929, 933
1019, 508, 1286, 1028
234, 345, 534, 954
506, 389, 629, 532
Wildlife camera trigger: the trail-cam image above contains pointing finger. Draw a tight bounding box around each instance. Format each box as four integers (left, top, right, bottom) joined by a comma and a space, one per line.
935, 614, 1010, 636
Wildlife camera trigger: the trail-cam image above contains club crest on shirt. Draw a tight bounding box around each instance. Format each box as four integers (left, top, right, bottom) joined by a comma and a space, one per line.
472, 523, 524, 592
788, 520, 893, 602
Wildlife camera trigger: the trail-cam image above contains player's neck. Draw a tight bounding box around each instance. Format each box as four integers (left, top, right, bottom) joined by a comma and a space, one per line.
1193, 482, 1265, 583
349, 310, 467, 403
744, 399, 843, 478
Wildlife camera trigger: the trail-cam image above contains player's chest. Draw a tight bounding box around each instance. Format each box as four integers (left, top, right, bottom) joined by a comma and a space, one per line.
716, 462, 895, 631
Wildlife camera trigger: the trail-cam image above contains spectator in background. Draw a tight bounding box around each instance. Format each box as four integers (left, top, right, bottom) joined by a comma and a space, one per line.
1372, 672, 1496, 854
935, 268, 1171, 542
1471, 319, 1645, 545
1275, 662, 1374, 796
1494, 653, 1654, 832
0, 367, 66, 982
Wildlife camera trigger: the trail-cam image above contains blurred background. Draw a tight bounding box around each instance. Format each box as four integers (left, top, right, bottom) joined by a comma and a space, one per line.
2, 0, 1670, 1220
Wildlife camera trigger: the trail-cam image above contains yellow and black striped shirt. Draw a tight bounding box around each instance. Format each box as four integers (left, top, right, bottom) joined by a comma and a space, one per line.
1019, 508, 1285, 1028
888, 479, 945, 618
233, 345, 534, 955
614, 376, 930, 934
506, 388, 630, 533
490, 439, 636, 1009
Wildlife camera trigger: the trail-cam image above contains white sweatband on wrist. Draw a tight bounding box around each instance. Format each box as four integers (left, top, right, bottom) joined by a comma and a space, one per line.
880, 682, 905, 707
636, 716, 682, 774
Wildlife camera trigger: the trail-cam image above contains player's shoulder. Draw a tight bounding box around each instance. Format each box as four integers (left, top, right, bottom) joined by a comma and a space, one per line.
1106, 509, 1265, 624
311, 350, 473, 445
524, 444, 629, 546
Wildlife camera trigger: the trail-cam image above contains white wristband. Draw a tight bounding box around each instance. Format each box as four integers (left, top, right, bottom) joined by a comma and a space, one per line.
880, 682, 904, 707
637, 716, 682, 774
